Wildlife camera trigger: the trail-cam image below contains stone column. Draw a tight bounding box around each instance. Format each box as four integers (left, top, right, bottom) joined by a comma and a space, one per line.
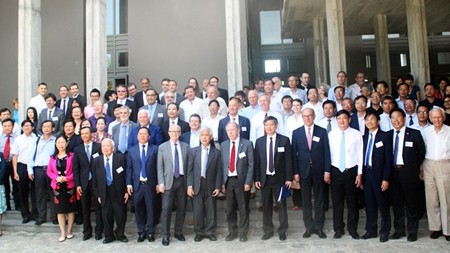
18, 0, 41, 120
85, 0, 107, 94
374, 14, 391, 86
313, 17, 328, 86
325, 0, 346, 84
406, 0, 430, 88
225, 0, 249, 96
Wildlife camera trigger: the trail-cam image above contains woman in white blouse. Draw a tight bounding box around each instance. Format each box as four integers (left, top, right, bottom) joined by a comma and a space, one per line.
286, 98, 304, 142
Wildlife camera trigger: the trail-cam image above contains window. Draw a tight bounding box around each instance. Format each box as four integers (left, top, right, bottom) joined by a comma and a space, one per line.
260, 11, 282, 45
264, 59, 281, 73
438, 52, 450, 65
106, 0, 128, 35
118, 52, 128, 67
106, 53, 112, 70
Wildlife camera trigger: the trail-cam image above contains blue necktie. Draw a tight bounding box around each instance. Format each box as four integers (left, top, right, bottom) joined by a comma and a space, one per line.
105, 157, 112, 186
48, 110, 52, 120
118, 124, 127, 153
339, 132, 346, 172
201, 148, 208, 178
141, 145, 147, 178
86, 144, 92, 180
174, 144, 180, 178
365, 133, 373, 169
409, 116, 414, 126
149, 106, 154, 122
393, 131, 400, 165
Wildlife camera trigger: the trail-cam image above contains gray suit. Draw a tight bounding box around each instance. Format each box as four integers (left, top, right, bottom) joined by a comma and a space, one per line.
139, 103, 167, 127
220, 138, 254, 236
111, 121, 138, 153
37, 107, 65, 135
187, 145, 222, 236
157, 140, 190, 238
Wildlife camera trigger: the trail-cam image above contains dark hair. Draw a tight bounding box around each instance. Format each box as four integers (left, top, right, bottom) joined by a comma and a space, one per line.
2, 118, 14, 126
52, 134, 68, 159
81, 119, 92, 128
63, 119, 76, 128
424, 83, 435, 90
335, 109, 350, 118
337, 71, 347, 77
69, 106, 85, 121
208, 99, 220, 108
293, 98, 303, 106
307, 87, 318, 96
404, 74, 414, 81
0, 108, 11, 115
90, 88, 101, 96
229, 96, 242, 104
234, 90, 246, 99
354, 95, 367, 104
334, 86, 345, 93
26, 107, 38, 123
281, 95, 293, 103
38, 82, 48, 88
189, 113, 202, 123
44, 93, 57, 101
161, 78, 170, 84
263, 116, 278, 125
184, 85, 195, 92
167, 102, 179, 111
96, 117, 106, 126
113, 104, 122, 110
389, 108, 406, 118
377, 81, 389, 90
21, 119, 34, 128
322, 100, 336, 109
137, 126, 150, 135
80, 126, 92, 133
69, 83, 79, 89
437, 77, 450, 88
41, 119, 55, 129
104, 90, 117, 102
381, 95, 397, 107
397, 82, 409, 90
364, 110, 380, 121
210, 76, 219, 82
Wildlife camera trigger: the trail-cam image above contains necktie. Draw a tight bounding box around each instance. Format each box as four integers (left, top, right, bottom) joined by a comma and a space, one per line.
307, 127, 312, 150
141, 145, 147, 178
86, 144, 92, 180
409, 116, 414, 126
269, 137, 274, 173
393, 131, 400, 165
232, 117, 236, 122
264, 113, 268, 135
48, 110, 52, 120
339, 132, 346, 172
365, 133, 373, 168
327, 119, 332, 133
105, 157, 112, 186
62, 99, 66, 113
171, 121, 175, 125
118, 124, 127, 153
149, 106, 154, 122
174, 144, 180, 178
229, 141, 236, 173
3, 134, 10, 160
201, 148, 208, 177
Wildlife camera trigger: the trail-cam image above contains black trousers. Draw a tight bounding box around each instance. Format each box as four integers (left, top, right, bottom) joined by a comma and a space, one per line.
4, 161, 20, 209
160, 176, 187, 237
34, 166, 55, 221
261, 175, 288, 235
81, 180, 103, 237
363, 170, 391, 236
292, 188, 302, 207
133, 183, 155, 234
102, 186, 127, 241
192, 179, 217, 236
17, 163, 37, 219
331, 166, 359, 234
301, 174, 325, 231
225, 177, 249, 235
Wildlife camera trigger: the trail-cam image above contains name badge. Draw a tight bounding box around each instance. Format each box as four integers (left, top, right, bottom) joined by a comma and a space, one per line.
116, 167, 124, 174
277, 147, 285, 152
375, 141, 383, 148
242, 126, 247, 132
405, 141, 413, 147
92, 153, 99, 158
238, 152, 246, 158
52, 116, 59, 121
312, 136, 320, 142
158, 113, 163, 118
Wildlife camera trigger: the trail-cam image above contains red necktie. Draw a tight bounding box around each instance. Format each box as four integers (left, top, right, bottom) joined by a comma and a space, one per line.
4, 134, 10, 160
229, 141, 236, 173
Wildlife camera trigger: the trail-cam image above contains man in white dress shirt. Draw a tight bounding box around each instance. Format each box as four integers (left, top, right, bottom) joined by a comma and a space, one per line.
379, 96, 397, 132
250, 94, 284, 144
29, 82, 48, 114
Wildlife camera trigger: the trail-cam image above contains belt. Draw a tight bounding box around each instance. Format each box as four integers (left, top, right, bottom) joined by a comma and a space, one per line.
332, 165, 356, 173
34, 166, 48, 170
266, 174, 276, 177
228, 176, 238, 178
140, 181, 148, 185
393, 165, 404, 169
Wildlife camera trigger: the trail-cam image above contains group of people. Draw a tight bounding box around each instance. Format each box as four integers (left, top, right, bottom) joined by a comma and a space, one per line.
0, 72, 449, 245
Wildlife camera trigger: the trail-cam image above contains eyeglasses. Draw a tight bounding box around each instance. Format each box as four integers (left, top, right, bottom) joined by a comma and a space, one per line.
169, 131, 181, 133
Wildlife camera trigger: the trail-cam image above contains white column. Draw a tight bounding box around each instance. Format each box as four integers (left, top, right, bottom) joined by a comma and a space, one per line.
225, 0, 248, 96
406, 0, 430, 88
325, 0, 346, 83
313, 17, 328, 86
86, 0, 107, 94
18, 0, 41, 120
374, 14, 391, 86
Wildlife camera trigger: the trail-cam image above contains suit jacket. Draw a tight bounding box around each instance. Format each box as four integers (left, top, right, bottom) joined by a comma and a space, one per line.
107, 99, 137, 123
56, 97, 73, 116
254, 134, 293, 187
157, 141, 190, 190
350, 113, 368, 134
161, 93, 185, 106
139, 103, 167, 127
218, 88, 229, 106
180, 131, 215, 147
92, 153, 127, 207
363, 129, 392, 182
134, 91, 146, 110
73, 94, 87, 110
128, 124, 163, 149
47, 153, 75, 190
387, 127, 425, 179
217, 115, 251, 143
111, 121, 138, 152
126, 143, 158, 191
220, 138, 254, 187
161, 119, 190, 142
67, 134, 83, 153
37, 107, 65, 135
292, 125, 331, 179
187, 145, 223, 195
73, 142, 102, 191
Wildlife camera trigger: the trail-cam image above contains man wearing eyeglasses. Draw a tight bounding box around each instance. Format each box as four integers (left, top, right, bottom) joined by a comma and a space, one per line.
107, 84, 137, 123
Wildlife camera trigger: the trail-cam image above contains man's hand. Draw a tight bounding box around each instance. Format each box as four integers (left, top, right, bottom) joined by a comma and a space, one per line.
98, 197, 101, 204
212, 189, 220, 197
381, 180, 389, 191
355, 174, 363, 189
124, 193, 129, 204
285, 181, 292, 189
255, 181, 261, 190
221, 185, 226, 193
77, 186, 83, 196
127, 186, 133, 196
158, 184, 165, 194
187, 187, 194, 198
28, 173, 34, 181
244, 184, 251, 192
419, 167, 424, 181
14, 173, 19, 181
324, 173, 331, 184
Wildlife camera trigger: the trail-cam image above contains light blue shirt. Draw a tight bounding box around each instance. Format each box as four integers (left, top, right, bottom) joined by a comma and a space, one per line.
239, 104, 261, 120
28, 135, 56, 174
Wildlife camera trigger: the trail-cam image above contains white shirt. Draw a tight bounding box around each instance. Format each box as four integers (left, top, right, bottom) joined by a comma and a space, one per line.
265, 134, 277, 176
303, 101, 324, 123
356, 112, 366, 136
348, 83, 362, 100
411, 123, 432, 136
59, 97, 70, 114
364, 129, 378, 167
379, 112, 393, 132
11, 133, 37, 164
406, 113, 418, 127
201, 145, 210, 178
316, 117, 338, 133
328, 127, 363, 174
189, 130, 200, 148
29, 95, 47, 114
250, 110, 285, 145
179, 97, 203, 121
423, 125, 450, 160
392, 126, 406, 165
201, 115, 224, 141
227, 138, 239, 177
198, 97, 228, 119
171, 141, 184, 175
286, 114, 304, 142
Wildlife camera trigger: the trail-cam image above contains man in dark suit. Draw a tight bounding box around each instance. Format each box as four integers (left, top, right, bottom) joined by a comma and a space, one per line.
221, 121, 253, 242
134, 77, 151, 109
161, 103, 190, 142
69, 82, 87, 110
73, 126, 103, 241
107, 84, 138, 122
210, 76, 229, 105
360, 110, 392, 242
187, 127, 222, 242
55, 85, 73, 116
254, 116, 293, 241
350, 95, 370, 136
112, 106, 138, 154
139, 88, 167, 127
218, 97, 251, 143
128, 109, 163, 148
389, 108, 425, 242
292, 108, 331, 239
126, 127, 158, 243
37, 93, 65, 135
92, 138, 129, 244
157, 124, 190, 246
160, 80, 185, 106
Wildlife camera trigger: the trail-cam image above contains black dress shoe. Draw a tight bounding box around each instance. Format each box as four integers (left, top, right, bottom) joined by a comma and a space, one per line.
225, 233, 237, 241
118, 236, 128, 243
174, 234, 185, 241
52, 219, 58, 225
390, 232, 405, 240
95, 235, 103, 240
103, 238, 114, 244
207, 234, 217, 241
317, 230, 327, 239
430, 231, 442, 239
350, 232, 360, 240
380, 234, 389, 242
137, 233, 146, 242
279, 233, 286, 241
82, 234, 92, 241
261, 232, 274, 240
407, 234, 417, 242
445, 236, 450, 241
303, 230, 312, 238
239, 234, 248, 242
148, 234, 155, 242
162, 237, 170, 246
361, 232, 377, 240
34, 219, 45, 225
194, 234, 204, 242
22, 217, 32, 224
333, 231, 343, 239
